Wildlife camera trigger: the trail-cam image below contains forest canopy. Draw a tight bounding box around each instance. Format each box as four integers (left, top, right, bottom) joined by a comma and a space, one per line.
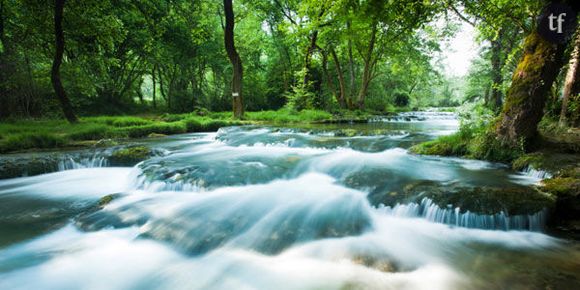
0, 0, 579, 148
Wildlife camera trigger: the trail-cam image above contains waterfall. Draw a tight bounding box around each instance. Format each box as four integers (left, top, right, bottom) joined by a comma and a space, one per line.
521, 165, 553, 180
377, 198, 547, 231
57, 155, 109, 171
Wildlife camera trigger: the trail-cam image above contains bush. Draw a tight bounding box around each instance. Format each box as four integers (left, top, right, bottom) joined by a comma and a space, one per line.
393, 92, 410, 107
285, 69, 315, 111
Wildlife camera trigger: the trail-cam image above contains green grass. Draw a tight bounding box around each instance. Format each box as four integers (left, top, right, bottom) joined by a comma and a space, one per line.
86, 116, 152, 127
0, 132, 67, 153
245, 109, 332, 123
0, 109, 341, 153
410, 124, 524, 163
67, 124, 116, 141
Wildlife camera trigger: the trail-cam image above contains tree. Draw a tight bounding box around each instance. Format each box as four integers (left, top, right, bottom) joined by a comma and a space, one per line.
496, 32, 570, 147
223, 0, 244, 118
51, 0, 78, 123
560, 28, 580, 127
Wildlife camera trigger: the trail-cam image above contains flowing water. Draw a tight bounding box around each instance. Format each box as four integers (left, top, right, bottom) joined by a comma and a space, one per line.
0, 111, 579, 290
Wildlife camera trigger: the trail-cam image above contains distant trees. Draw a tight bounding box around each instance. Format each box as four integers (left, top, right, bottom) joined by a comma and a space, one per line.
4, 0, 578, 126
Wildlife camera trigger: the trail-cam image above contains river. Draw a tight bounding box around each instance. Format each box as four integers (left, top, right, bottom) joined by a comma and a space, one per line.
0, 111, 578, 289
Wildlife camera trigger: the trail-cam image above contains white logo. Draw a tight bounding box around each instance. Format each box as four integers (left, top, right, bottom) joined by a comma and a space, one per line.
548, 13, 566, 33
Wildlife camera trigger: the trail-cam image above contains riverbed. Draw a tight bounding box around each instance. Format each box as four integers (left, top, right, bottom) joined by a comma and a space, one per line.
0, 111, 578, 289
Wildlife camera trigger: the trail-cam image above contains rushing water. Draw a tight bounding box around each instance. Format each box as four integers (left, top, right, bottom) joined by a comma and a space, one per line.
0, 111, 579, 290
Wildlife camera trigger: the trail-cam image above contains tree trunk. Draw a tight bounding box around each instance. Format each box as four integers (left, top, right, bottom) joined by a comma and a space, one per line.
223, 0, 244, 119
321, 50, 336, 98
490, 29, 504, 112
303, 30, 319, 85
152, 65, 157, 108
330, 48, 347, 109
347, 20, 355, 109
51, 0, 78, 123
560, 30, 580, 127
356, 23, 377, 109
159, 66, 168, 108
0, 0, 8, 118
496, 32, 568, 147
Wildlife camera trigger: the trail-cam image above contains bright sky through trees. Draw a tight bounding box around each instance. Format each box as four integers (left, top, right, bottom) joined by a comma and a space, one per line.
442, 21, 478, 77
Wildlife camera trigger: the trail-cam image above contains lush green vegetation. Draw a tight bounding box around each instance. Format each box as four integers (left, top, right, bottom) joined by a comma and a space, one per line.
0, 115, 241, 152
0, 0, 579, 158
0, 109, 355, 152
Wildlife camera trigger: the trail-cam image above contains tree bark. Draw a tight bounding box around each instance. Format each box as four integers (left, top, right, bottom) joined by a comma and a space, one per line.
330, 48, 347, 109
347, 20, 355, 109
321, 50, 336, 98
560, 30, 580, 127
496, 32, 568, 147
303, 30, 319, 85
51, 0, 77, 123
152, 65, 157, 108
356, 23, 377, 109
159, 66, 168, 108
223, 0, 244, 119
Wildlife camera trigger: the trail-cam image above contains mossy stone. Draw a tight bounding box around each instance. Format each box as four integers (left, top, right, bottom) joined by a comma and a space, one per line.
109, 146, 152, 166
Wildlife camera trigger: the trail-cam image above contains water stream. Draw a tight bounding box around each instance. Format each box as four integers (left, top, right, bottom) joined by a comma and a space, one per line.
0, 112, 578, 289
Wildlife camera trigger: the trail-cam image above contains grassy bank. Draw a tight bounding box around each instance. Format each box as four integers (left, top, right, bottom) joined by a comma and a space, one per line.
0, 109, 340, 153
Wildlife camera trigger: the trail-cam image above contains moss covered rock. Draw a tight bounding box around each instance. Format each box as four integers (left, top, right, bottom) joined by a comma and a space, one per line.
109, 146, 152, 166
371, 180, 555, 216
334, 129, 359, 137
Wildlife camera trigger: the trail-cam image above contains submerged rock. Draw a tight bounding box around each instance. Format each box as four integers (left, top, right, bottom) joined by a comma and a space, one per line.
541, 176, 580, 236
0, 156, 60, 179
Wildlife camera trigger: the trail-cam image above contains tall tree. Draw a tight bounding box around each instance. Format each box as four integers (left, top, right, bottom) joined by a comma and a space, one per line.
496, 32, 569, 146
51, 0, 78, 123
223, 0, 244, 118
560, 29, 580, 127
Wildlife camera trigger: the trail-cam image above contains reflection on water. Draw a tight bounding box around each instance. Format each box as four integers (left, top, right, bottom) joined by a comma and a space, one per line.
0, 112, 578, 289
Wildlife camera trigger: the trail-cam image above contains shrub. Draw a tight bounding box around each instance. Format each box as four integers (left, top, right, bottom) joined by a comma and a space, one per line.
285, 69, 315, 111
393, 92, 410, 107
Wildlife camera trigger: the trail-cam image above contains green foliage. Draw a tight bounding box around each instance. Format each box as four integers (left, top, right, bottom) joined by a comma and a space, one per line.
411, 103, 524, 163
393, 92, 410, 107
285, 69, 316, 111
